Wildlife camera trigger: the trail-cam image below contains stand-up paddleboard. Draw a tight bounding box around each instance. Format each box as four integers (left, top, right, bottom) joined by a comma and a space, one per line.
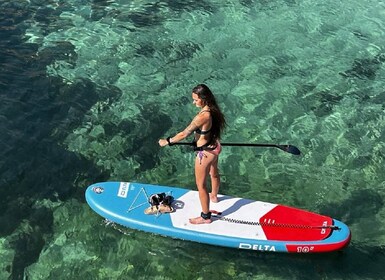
85, 182, 351, 253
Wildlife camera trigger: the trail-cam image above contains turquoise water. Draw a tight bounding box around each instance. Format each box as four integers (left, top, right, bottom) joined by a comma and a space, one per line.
1, 0, 385, 279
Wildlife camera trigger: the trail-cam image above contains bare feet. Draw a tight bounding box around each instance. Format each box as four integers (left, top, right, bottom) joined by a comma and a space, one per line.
209, 193, 219, 203
189, 216, 211, 224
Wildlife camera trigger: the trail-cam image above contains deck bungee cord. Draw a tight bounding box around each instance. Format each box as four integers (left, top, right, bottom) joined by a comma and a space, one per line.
210, 210, 340, 231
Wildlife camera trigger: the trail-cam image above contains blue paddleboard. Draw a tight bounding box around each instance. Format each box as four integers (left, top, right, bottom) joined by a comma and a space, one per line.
85, 182, 351, 253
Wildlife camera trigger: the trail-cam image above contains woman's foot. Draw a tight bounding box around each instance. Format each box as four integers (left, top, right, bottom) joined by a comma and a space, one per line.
209, 193, 219, 203
189, 216, 212, 224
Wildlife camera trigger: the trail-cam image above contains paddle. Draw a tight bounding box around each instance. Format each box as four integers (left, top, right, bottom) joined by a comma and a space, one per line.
173, 142, 301, 156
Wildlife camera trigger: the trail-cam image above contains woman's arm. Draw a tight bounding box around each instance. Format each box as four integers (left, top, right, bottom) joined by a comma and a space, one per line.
158, 115, 205, 147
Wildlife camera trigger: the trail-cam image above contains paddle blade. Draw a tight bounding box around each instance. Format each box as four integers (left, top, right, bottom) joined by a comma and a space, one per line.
277, 145, 301, 155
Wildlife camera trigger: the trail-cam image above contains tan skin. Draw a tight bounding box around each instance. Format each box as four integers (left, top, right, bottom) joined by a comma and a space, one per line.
158, 92, 220, 224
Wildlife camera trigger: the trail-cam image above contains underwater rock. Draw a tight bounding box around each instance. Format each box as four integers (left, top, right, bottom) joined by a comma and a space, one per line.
340, 53, 385, 80
0, 203, 53, 280
24, 200, 98, 279
38, 41, 78, 66
298, 88, 344, 118
24, 198, 161, 279
0, 238, 15, 280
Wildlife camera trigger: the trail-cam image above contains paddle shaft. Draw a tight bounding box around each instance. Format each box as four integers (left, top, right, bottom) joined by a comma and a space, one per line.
172, 142, 301, 155
221, 143, 279, 148
174, 142, 278, 148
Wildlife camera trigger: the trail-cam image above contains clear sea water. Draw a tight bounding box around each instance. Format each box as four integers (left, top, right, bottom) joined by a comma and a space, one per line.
1, 0, 385, 279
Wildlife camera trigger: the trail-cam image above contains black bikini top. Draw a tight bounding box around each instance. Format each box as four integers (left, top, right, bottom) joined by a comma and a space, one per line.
195, 109, 211, 135
194, 127, 212, 135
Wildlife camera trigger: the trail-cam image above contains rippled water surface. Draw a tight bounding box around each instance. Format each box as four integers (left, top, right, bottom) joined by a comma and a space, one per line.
1, 0, 385, 279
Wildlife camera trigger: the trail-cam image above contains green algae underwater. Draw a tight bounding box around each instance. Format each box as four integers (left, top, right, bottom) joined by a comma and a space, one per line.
1, 0, 385, 279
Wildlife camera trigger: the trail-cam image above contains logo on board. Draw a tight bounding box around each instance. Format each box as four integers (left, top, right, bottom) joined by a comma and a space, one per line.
92, 186, 104, 194
239, 243, 276, 252
117, 182, 129, 198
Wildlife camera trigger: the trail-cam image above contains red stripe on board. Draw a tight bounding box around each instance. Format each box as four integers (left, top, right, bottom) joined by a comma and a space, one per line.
260, 205, 333, 241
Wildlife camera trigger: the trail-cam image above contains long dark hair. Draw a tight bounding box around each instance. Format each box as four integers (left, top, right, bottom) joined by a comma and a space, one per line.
192, 84, 226, 143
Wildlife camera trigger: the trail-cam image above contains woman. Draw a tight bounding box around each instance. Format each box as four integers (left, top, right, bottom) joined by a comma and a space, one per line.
159, 84, 226, 224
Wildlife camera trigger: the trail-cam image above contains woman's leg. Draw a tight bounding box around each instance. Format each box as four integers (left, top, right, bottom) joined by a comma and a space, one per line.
189, 152, 216, 224
209, 156, 220, 203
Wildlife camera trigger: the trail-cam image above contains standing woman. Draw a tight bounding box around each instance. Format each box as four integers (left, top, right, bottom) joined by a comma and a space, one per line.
158, 84, 226, 224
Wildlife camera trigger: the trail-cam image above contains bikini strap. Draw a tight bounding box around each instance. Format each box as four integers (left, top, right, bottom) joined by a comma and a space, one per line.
193, 142, 217, 151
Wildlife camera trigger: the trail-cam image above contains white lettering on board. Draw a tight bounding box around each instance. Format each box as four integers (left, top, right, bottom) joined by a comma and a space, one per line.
239, 243, 276, 252
296, 246, 315, 253
117, 182, 129, 198
321, 221, 328, 234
